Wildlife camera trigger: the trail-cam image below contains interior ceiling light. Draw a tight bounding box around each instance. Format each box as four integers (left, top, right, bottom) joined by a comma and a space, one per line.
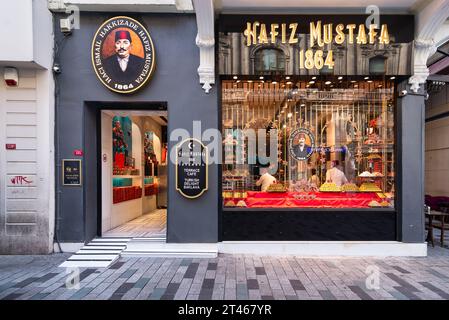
312, 76, 317, 80
325, 81, 332, 85
259, 76, 264, 80
233, 75, 238, 80
285, 76, 290, 80
390, 76, 396, 80
364, 76, 369, 80
287, 113, 293, 118
338, 76, 343, 80
309, 81, 315, 84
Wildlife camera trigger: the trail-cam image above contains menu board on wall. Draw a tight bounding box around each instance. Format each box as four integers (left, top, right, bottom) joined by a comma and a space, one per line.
62, 159, 82, 186
176, 139, 208, 199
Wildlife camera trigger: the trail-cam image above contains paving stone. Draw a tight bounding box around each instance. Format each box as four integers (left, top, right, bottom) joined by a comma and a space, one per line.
419, 282, 449, 299
3, 247, 449, 300
348, 286, 373, 300
149, 288, 166, 300
255, 267, 266, 275
385, 273, 418, 291
69, 288, 93, 300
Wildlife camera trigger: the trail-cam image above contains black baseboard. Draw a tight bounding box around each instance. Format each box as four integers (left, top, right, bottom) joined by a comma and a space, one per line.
222, 209, 397, 241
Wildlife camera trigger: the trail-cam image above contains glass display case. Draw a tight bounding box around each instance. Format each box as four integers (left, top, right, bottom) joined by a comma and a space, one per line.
222, 77, 395, 209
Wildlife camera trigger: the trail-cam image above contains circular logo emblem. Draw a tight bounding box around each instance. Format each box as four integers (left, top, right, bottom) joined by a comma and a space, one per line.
91, 16, 155, 94
289, 128, 315, 161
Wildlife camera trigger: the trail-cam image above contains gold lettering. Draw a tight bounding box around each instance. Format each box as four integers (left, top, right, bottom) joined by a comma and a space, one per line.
244, 21, 259, 46
259, 23, 268, 43
271, 24, 279, 43
379, 24, 390, 44
356, 24, 367, 44
346, 24, 356, 44
281, 23, 287, 43
289, 23, 298, 44
335, 24, 345, 44
242, 21, 392, 47
323, 23, 333, 44
369, 24, 378, 44
310, 21, 324, 47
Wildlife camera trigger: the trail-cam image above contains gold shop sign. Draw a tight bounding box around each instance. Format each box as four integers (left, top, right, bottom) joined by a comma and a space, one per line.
244, 21, 391, 70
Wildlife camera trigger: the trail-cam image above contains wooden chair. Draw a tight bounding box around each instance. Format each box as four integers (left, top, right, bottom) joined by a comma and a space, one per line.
424, 205, 434, 247
432, 207, 449, 247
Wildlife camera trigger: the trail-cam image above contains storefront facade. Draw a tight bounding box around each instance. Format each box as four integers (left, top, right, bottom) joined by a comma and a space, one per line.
54, 11, 219, 248
48, 0, 449, 256
217, 15, 423, 244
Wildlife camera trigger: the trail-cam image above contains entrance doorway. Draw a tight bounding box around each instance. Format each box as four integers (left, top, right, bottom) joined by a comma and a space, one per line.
100, 109, 168, 238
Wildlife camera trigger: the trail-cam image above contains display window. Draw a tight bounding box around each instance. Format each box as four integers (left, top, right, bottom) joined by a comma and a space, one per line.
221, 77, 396, 209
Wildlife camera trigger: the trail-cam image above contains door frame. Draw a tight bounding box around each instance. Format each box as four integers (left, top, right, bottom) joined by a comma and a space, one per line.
84, 101, 168, 240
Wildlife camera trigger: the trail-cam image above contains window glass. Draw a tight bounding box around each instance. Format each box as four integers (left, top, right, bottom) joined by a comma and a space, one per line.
222, 78, 395, 209
255, 48, 285, 74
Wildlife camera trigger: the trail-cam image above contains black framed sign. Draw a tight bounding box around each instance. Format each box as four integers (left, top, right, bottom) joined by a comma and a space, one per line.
62, 159, 82, 186
176, 139, 208, 199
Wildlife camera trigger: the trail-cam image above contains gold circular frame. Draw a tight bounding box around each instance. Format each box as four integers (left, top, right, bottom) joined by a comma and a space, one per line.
91, 16, 156, 94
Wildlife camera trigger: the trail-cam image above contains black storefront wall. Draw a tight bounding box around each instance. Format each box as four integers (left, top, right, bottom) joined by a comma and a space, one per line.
55, 13, 218, 243
218, 15, 425, 242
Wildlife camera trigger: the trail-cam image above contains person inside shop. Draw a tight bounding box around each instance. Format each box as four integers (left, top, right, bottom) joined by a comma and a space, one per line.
256, 165, 277, 192
103, 30, 145, 84
308, 168, 321, 188
325, 160, 348, 187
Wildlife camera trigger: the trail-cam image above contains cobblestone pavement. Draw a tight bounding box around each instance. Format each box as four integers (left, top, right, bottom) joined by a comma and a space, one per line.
1, 246, 449, 300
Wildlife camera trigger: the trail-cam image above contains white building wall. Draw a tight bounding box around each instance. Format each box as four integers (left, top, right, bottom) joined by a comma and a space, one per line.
0, 1, 54, 254
425, 86, 449, 197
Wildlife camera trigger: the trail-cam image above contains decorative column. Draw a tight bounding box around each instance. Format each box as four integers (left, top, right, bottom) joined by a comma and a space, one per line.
193, 0, 215, 93
409, 0, 449, 92
409, 39, 437, 93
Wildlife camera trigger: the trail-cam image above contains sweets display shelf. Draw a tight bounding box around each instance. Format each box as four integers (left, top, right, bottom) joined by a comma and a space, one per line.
113, 186, 142, 204
144, 183, 158, 196
223, 191, 393, 208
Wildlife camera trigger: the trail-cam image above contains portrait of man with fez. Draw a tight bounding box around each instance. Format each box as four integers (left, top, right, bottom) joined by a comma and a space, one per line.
291, 132, 312, 160
102, 30, 145, 84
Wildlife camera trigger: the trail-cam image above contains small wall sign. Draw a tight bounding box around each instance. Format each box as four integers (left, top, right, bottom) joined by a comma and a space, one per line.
62, 159, 82, 186
74, 149, 83, 156
176, 139, 208, 199
5, 144, 16, 150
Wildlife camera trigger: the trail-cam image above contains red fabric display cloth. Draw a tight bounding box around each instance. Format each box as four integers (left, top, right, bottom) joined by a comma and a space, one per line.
244, 191, 382, 208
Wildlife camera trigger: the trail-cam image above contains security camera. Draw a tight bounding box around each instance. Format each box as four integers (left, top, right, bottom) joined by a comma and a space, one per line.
398, 89, 407, 97
53, 64, 61, 74
425, 92, 430, 100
